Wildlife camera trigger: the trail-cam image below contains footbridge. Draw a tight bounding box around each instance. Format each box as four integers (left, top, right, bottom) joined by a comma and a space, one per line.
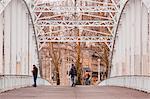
0, 0, 149, 98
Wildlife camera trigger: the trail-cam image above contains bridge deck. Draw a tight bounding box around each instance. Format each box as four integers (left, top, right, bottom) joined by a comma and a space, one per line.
0, 86, 149, 99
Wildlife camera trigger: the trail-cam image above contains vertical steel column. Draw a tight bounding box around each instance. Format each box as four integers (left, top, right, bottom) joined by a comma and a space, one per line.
4, 4, 11, 75
10, 0, 17, 75
0, 13, 3, 74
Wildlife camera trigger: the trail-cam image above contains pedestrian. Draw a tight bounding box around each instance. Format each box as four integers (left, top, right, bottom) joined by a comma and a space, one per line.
85, 73, 91, 85
69, 64, 77, 87
32, 65, 38, 87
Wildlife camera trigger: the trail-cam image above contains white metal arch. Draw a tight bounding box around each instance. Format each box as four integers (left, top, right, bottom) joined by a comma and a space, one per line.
0, 0, 39, 75
111, 0, 150, 77
0, 0, 32, 14
108, 0, 128, 76
100, 0, 150, 93
0, 0, 51, 93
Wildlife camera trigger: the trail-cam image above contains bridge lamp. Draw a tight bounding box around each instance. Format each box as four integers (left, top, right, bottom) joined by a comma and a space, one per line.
97, 59, 101, 83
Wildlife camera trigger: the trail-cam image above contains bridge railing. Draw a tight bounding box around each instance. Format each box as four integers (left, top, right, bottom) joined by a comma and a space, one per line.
99, 75, 150, 93
0, 75, 51, 93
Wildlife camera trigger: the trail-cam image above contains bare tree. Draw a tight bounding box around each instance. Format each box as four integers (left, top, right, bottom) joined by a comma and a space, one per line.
48, 43, 61, 85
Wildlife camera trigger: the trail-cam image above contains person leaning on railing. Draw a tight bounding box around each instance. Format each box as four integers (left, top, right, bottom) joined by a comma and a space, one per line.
32, 65, 38, 87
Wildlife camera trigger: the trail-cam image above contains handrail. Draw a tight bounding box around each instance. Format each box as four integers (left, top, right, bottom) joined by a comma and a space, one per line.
0, 75, 51, 93
99, 75, 150, 93
0, 75, 32, 77
107, 75, 150, 78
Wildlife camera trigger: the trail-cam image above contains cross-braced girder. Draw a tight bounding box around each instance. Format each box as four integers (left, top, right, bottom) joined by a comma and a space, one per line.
38, 36, 112, 43
34, 6, 117, 13
32, 0, 120, 50
36, 20, 114, 27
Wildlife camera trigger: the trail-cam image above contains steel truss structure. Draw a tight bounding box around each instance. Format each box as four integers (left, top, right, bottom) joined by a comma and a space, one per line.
32, 0, 121, 50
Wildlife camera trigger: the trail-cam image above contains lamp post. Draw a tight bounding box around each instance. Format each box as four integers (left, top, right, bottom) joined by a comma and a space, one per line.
50, 58, 52, 81
97, 59, 101, 83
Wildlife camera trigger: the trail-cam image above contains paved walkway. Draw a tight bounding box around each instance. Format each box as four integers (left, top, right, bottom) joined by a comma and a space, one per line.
0, 86, 149, 99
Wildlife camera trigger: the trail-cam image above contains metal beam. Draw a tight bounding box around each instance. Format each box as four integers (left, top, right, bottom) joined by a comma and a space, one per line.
34, 0, 115, 6
38, 14, 66, 20
80, 0, 115, 6
38, 36, 112, 43
37, 27, 75, 36
110, 0, 120, 12
34, 6, 117, 13
81, 13, 113, 20
36, 20, 114, 27
79, 28, 112, 36
38, 13, 113, 20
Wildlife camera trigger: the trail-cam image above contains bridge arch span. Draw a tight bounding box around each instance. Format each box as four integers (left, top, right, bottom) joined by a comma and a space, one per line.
100, 0, 150, 93
0, 0, 49, 93
0, 0, 39, 75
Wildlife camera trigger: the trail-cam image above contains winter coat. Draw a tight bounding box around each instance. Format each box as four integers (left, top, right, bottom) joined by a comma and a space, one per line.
69, 67, 77, 77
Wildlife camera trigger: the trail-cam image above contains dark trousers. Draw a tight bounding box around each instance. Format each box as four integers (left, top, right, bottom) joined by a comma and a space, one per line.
33, 76, 37, 87
71, 76, 76, 87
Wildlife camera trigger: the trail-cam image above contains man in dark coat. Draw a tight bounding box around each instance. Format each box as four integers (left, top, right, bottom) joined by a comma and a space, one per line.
69, 64, 77, 87
32, 65, 38, 87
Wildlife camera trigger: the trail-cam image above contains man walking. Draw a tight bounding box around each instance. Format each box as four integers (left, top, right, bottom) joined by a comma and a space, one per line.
32, 65, 38, 87
69, 64, 77, 87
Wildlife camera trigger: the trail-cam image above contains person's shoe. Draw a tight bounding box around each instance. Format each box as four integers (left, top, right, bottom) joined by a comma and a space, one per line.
71, 84, 73, 87
71, 83, 75, 87
32, 84, 37, 87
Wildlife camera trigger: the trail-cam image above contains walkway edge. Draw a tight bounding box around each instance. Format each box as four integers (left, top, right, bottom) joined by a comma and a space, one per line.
99, 75, 150, 93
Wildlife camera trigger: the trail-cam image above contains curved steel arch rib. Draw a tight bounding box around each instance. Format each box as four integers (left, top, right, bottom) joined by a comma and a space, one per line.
110, 0, 150, 76
108, 0, 128, 77
100, 0, 150, 93
0, 0, 31, 14
0, 0, 51, 92
0, 0, 41, 76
